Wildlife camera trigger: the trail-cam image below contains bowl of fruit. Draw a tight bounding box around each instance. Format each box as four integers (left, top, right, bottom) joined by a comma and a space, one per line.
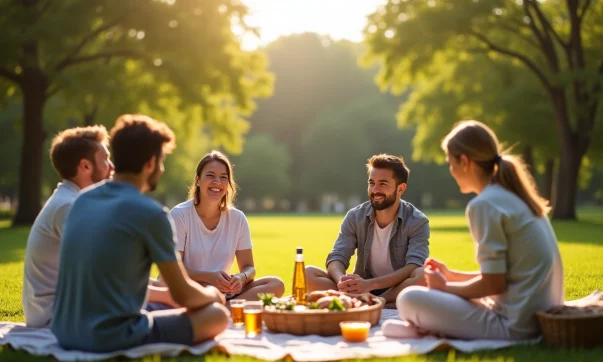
259, 290, 384, 336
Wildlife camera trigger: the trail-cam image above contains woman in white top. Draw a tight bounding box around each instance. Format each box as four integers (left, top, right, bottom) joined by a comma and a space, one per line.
170, 151, 284, 301
383, 120, 564, 340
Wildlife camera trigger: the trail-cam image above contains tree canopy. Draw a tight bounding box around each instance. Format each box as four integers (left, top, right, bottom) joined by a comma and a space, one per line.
0, 0, 273, 224
363, 0, 603, 219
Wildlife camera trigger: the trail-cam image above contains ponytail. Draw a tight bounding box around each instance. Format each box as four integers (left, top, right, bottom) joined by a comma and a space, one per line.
495, 155, 550, 216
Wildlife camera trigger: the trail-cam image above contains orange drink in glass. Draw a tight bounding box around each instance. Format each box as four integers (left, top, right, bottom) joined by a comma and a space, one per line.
229, 299, 245, 327
340, 321, 371, 343
243, 301, 263, 337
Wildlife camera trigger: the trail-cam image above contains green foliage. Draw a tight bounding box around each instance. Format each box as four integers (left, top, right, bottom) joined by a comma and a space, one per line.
300, 94, 396, 199
2, 0, 273, 122
299, 91, 462, 208
249, 34, 380, 199
362, 1, 596, 163
362, 0, 603, 218
230, 135, 292, 201
0, 0, 274, 203
396, 50, 557, 164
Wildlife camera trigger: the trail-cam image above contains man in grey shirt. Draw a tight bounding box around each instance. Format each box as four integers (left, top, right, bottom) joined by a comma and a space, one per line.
22, 125, 114, 327
306, 154, 430, 305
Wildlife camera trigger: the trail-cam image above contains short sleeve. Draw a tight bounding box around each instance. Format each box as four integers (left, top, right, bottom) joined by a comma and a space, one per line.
467, 200, 508, 274
169, 207, 187, 252
236, 211, 252, 250
145, 209, 178, 263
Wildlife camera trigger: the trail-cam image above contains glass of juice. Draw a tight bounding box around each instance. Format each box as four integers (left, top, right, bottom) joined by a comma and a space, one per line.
229, 299, 246, 327
243, 301, 263, 337
340, 321, 371, 343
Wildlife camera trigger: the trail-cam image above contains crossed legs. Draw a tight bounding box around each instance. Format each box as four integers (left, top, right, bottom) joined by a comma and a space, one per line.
304, 265, 425, 304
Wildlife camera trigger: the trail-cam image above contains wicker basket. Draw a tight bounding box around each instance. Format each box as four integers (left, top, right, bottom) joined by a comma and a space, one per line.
263, 298, 384, 336
536, 308, 603, 348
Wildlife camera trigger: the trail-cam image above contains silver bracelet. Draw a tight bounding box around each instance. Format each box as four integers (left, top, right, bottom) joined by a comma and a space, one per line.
242, 271, 248, 283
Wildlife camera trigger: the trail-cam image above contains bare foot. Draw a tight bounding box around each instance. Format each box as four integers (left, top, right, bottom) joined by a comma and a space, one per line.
381, 320, 423, 339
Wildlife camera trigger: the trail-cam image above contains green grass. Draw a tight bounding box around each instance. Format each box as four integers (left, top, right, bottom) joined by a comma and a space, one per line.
1, 211, 603, 361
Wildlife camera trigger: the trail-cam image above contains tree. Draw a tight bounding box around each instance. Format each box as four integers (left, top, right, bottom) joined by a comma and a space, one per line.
0, 101, 21, 196
390, 49, 559, 199
0, 0, 272, 224
230, 135, 291, 203
363, 0, 603, 219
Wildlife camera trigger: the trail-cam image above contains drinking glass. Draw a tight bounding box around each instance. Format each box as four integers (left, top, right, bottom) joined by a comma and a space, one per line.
243, 301, 263, 337
229, 299, 245, 327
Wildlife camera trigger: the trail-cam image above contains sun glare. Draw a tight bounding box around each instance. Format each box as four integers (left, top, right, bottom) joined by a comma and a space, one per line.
240, 0, 386, 51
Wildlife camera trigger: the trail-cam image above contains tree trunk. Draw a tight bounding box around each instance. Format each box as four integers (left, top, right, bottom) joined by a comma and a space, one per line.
552, 143, 583, 220
521, 145, 535, 179
83, 103, 98, 126
542, 159, 555, 204
12, 41, 48, 226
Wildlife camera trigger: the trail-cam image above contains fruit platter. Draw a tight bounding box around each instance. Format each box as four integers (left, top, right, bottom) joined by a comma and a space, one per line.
259, 290, 384, 336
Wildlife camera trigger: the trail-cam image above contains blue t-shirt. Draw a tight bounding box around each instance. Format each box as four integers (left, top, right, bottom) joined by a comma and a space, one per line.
50, 181, 178, 352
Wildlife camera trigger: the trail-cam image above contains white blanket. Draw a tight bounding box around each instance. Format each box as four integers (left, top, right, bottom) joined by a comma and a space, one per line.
0, 310, 538, 361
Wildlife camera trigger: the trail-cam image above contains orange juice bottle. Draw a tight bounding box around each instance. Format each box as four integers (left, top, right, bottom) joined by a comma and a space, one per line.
292, 247, 307, 304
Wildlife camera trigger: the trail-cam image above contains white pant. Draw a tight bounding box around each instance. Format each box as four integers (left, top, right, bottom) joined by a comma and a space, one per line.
396, 286, 513, 340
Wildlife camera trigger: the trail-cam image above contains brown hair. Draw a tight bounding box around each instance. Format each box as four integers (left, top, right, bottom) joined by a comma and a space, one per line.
187, 150, 237, 211
366, 154, 410, 185
50, 125, 109, 179
441, 120, 550, 216
109, 114, 176, 173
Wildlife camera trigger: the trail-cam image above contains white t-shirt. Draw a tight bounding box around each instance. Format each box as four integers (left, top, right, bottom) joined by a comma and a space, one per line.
368, 220, 396, 277
169, 200, 252, 273
23, 180, 80, 328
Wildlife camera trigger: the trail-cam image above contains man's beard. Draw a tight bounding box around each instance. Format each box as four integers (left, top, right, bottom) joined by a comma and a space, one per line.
369, 191, 397, 211
91, 163, 110, 183
146, 160, 162, 192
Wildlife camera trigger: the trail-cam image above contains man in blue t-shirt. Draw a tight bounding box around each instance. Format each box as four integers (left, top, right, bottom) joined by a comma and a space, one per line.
51, 114, 228, 352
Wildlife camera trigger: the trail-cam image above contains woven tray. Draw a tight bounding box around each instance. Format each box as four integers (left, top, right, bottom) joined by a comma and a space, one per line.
263, 297, 384, 336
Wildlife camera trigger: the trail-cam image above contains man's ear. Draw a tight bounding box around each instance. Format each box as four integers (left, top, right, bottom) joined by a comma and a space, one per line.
78, 158, 92, 176
144, 155, 157, 173
397, 182, 407, 197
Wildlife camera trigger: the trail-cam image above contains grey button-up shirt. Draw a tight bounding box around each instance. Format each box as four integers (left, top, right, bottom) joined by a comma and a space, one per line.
325, 200, 430, 279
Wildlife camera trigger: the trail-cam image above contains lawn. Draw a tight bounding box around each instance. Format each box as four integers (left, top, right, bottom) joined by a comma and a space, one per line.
1, 210, 603, 361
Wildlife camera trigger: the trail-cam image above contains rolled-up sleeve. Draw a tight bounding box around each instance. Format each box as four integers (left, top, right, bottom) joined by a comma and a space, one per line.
405, 218, 430, 266
467, 200, 508, 274
325, 211, 357, 270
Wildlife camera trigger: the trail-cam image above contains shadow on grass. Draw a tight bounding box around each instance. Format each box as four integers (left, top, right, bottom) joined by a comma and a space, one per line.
0, 224, 29, 265
553, 219, 603, 246
431, 218, 603, 247
429, 226, 470, 233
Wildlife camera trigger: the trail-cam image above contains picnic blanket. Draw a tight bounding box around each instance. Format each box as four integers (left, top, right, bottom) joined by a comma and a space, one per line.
0, 309, 538, 361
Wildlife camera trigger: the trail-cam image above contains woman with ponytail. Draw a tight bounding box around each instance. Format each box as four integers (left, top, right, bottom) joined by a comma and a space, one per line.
382, 120, 564, 340
168, 151, 284, 302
